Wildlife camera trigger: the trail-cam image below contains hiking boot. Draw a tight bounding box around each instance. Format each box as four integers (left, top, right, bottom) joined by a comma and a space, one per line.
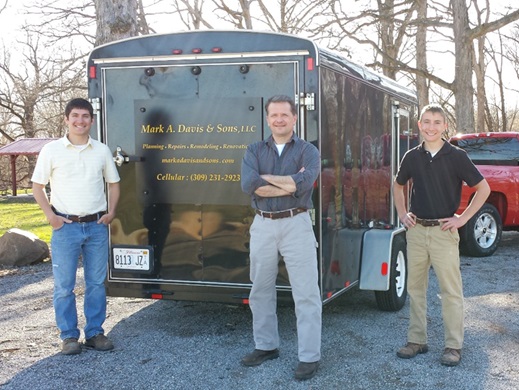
84, 334, 114, 351
295, 361, 319, 381
396, 342, 429, 359
241, 349, 279, 366
441, 348, 461, 366
61, 338, 81, 355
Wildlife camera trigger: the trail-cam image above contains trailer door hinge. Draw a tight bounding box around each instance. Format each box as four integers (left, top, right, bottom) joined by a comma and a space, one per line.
298, 93, 315, 111
90, 98, 101, 115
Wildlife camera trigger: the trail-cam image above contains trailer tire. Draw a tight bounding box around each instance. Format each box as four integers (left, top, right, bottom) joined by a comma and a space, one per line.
375, 234, 407, 311
459, 203, 502, 257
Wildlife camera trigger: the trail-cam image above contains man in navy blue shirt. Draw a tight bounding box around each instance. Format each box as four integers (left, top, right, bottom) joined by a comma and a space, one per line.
241, 95, 321, 380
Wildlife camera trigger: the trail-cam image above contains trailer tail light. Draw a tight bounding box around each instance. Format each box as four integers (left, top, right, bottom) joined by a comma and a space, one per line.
307, 58, 314, 71
192, 48, 203, 54
172, 49, 183, 55
211, 47, 222, 53
89, 65, 96, 79
381, 262, 389, 276
151, 293, 163, 299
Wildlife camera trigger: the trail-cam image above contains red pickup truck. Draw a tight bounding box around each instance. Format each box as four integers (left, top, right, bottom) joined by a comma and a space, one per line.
449, 132, 519, 257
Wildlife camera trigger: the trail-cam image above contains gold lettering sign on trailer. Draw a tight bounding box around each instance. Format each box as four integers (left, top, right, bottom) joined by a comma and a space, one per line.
135, 98, 262, 205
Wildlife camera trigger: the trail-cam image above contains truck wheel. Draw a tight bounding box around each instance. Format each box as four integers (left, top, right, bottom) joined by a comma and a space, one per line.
375, 234, 407, 311
459, 203, 502, 257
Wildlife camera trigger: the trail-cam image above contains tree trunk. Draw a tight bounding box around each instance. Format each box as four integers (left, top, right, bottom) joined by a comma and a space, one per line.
378, 0, 397, 79
94, 0, 140, 47
452, 0, 475, 133
415, 0, 428, 108
473, 35, 486, 133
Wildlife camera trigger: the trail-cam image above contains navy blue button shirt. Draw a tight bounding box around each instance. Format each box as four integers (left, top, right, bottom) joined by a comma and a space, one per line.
241, 133, 320, 211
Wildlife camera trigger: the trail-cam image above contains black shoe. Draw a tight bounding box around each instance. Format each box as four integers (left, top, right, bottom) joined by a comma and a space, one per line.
84, 334, 114, 351
241, 349, 279, 366
295, 361, 319, 380
61, 338, 81, 355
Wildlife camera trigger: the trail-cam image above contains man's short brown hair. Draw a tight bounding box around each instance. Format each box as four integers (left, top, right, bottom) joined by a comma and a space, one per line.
265, 95, 297, 116
420, 103, 446, 122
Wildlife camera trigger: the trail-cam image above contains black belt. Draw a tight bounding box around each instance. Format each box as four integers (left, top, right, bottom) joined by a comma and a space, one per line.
52, 207, 106, 223
415, 217, 441, 227
255, 208, 307, 220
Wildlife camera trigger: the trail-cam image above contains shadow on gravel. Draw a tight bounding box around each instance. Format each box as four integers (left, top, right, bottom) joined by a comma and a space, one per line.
5, 287, 510, 390
3, 235, 519, 389
0, 262, 53, 298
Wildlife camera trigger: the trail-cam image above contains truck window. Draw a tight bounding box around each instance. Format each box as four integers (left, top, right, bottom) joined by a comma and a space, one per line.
452, 137, 519, 165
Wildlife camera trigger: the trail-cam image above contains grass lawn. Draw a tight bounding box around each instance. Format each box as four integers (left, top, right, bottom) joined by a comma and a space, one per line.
0, 196, 52, 243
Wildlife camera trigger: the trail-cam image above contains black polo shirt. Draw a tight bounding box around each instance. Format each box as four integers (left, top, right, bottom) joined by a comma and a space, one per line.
396, 140, 484, 219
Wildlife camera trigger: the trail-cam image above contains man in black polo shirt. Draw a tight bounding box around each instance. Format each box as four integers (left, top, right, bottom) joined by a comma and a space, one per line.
393, 104, 490, 366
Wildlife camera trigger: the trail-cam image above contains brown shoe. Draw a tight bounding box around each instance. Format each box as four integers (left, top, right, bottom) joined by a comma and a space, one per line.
61, 338, 81, 355
241, 349, 279, 366
441, 348, 461, 366
396, 342, 429, 359
84, 334, 114, 351
295, 361, 319, 381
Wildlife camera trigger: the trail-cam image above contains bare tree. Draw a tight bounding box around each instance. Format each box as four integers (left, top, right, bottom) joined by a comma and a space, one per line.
471, 0, 490, 133
169, 0, 214, 29
25, 0, 150, 46
451, 0, 475, 132
415, 0, 429, 106
25, 0, 97, 47
167, 0, 327, 33
319, 0, 519, 133
11, 0, 519, 137
501, 23, 519, 130
253, 0, 328, 33
212, 0, 252, 29
0, 33, 84, 140
94, 0, 140, 46
453, 1, 519, 132
0, 32, 84, 189
505, 24, 519, 83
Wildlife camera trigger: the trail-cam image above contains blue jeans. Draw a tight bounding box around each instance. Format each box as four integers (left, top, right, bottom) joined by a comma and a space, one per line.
51, 221, 109, 340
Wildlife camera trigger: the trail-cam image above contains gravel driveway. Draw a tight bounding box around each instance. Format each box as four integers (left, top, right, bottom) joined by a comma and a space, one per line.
1, 232, 518, 390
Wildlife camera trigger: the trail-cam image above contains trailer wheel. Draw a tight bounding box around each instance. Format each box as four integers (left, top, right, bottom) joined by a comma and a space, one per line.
375, 234, 407, 311
459, 203, 502, 257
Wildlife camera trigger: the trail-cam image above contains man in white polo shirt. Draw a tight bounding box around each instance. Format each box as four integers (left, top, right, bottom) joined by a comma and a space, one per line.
32, 98, 120, 355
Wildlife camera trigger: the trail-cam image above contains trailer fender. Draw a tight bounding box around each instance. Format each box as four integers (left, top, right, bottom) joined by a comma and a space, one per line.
359, 229, 405, 291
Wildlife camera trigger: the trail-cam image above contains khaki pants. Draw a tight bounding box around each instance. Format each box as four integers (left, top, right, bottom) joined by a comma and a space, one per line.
406, 224, 464, 349
248, 212, 322, 363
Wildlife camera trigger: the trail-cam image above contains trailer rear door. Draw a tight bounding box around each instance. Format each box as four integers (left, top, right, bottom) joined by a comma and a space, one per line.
101, 60, 299, 287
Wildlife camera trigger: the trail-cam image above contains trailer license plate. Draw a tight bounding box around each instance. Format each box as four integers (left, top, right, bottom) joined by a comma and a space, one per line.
112, 247, 151, 271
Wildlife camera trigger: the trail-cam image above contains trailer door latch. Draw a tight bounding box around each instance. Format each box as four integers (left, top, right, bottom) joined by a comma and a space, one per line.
114, 146, 143, 166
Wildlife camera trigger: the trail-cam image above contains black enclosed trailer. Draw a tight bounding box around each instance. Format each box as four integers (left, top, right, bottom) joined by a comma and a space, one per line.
87, 30, 418, 311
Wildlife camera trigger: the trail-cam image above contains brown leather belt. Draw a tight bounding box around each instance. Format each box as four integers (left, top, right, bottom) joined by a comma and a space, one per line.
255, 208, 307, 220
415, 217, 441, 227
52, 207, 106, 223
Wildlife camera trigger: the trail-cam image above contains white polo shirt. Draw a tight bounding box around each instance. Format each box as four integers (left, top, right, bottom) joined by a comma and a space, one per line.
31, 135, 120, 216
